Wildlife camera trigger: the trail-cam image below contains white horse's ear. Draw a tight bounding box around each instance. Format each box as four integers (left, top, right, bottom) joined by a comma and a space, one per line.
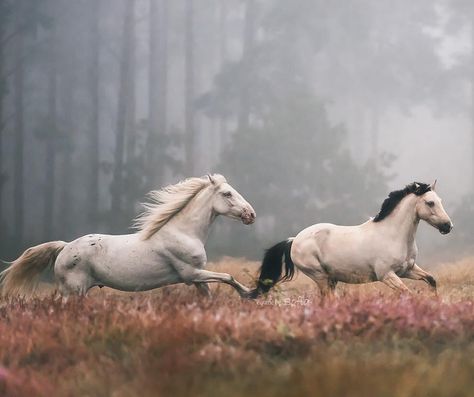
207, 174, 216, 185
432, 179, 437, 190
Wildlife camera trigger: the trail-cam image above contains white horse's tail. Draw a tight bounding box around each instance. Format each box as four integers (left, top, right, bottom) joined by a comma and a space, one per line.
0, 241, 67, 296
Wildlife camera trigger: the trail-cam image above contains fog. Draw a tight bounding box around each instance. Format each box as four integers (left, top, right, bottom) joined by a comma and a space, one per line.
0, 0, 473, 262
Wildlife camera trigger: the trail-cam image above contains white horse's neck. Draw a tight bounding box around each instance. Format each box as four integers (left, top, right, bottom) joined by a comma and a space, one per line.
165, 186, 216, 243
375, 194, 420, 244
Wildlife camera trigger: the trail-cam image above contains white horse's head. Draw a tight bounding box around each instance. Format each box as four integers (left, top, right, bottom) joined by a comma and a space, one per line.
208, 175, 256, 225
415, 181, 453, 234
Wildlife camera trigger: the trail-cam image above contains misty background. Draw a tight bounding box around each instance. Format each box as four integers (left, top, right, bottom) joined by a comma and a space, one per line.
0, 0, 473, 262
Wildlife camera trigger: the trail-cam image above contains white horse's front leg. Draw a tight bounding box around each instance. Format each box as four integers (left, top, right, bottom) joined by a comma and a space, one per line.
194, 283, 211, 297
170, 256, 251, 298
189, 269, 251, 298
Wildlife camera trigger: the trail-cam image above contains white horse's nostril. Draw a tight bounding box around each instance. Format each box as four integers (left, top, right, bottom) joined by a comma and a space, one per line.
241, 209, 256, 224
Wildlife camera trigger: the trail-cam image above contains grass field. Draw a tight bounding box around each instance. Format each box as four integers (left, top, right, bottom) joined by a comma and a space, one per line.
1, 257, 474, 397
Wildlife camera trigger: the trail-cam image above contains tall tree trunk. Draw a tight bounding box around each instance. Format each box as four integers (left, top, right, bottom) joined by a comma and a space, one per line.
60, 55, 75, 237
125, 0, 136, 210
216, 0, 228, 157
147, 0, 168, 187
126, 0, 136, 166
43, 6, 58, 239
471, 11, 474, 192
219, 0, 228, 66
13, 0, 25, 242
184, 0, 195, 175
156, 0, 168, 182
238, 0, 256, 132
370, 105, 380, 164
0, 0, 6, 235
111, 0, 134, 229
88, 0, 101, 227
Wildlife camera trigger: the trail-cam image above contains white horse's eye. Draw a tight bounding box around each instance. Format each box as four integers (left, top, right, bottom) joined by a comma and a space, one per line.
426, 201, 435, 208
222, 191, 232, 198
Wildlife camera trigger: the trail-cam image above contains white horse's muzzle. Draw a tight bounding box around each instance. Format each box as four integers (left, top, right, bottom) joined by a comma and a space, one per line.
241, 208, 256, 225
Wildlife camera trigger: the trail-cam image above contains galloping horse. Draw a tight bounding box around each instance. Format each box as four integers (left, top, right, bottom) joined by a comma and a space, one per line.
1, 174, 256, 297
249, 181, 453, 298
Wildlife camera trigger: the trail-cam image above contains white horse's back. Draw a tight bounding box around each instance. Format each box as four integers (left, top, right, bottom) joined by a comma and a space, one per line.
54, 233, 182, 293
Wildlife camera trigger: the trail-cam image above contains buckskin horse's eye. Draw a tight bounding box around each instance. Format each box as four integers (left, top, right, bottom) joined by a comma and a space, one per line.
426, 201, 435, 208
222, 191, 232, 198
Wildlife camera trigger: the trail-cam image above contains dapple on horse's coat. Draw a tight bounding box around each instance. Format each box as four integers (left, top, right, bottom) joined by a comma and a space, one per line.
250, 181, 453, 298
1, 174, 256, 297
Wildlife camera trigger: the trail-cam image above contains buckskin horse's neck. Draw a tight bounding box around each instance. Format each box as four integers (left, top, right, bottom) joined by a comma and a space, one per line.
377, 194, 420, 244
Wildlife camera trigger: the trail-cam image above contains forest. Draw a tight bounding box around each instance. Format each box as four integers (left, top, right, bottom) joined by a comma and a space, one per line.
0, 0, 473, 260
3, 2, 474, 397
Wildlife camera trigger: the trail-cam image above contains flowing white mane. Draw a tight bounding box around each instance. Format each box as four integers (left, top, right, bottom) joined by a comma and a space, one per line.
134, 174, 227, 239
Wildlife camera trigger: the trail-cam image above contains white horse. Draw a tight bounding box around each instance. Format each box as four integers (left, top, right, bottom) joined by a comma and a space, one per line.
249, 181, 453, 298
1, 174, 256, 297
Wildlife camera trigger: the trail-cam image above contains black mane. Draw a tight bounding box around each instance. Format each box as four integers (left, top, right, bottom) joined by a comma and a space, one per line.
373, 182, 431, 222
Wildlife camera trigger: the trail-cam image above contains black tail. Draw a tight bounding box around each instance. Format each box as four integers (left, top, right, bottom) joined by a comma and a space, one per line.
248, 239, 295, 299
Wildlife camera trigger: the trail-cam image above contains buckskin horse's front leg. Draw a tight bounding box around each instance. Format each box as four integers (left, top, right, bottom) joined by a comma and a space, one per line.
381, 271, 411, 294
402, 263, 437, 295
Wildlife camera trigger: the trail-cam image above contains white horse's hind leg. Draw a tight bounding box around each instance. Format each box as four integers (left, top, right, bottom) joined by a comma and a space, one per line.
55, 261, 93, 297
57, 275, 91, 296
382, 271, 411, 293
54, 247, 94, 297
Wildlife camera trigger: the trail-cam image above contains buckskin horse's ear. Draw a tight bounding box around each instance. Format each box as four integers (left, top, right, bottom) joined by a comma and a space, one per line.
431, 179, 437, 191
207, 174, 216, 185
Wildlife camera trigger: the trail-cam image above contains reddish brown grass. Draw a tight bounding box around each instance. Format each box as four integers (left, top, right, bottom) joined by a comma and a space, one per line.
1, 257, 474, 397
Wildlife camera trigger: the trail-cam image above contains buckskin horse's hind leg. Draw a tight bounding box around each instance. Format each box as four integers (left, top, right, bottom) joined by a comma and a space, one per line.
297, 262, 337, 302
